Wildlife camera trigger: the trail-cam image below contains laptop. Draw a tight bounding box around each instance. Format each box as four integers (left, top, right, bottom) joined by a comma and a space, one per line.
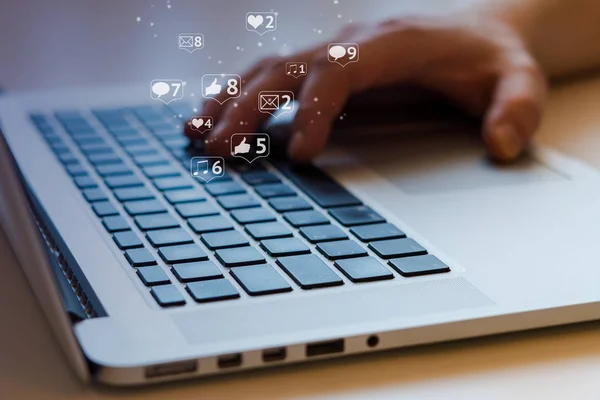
2, 81, 600, 386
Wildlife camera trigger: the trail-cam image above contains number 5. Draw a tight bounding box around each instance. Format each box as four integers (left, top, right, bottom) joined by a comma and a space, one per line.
256, 138, 267, 154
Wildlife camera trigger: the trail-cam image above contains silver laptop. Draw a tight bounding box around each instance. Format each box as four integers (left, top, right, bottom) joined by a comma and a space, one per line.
2, 82, 600, 386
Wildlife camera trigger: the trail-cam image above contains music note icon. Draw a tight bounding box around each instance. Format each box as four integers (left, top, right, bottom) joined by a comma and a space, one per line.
285, 62, 307, 79
192, 160, 209, 176
189, 156, 225, 183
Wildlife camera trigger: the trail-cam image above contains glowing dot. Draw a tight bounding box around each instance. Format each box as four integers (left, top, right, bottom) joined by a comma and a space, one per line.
314, 97, 319, 102
218, 60, 222, 64
317, 29, 322, 34
337, 14, 342, 18
150, 22, 154, 27
334, 0, 339, 3
272, 37, 276, 41
136, 17, 141, 22
258, 42, 263, 47
243, 91, 248, 96
208, 56, 212, 60
233, 103, 238, 108
339, 116, 344, 120
190, 93, 195, 97
317, 111, 321, 115
225, 139, 229, 143
167, 4, 171, 8
193, 108, 198, 112
153, 34, 158, 38
240, 121, 244, 125
310, 120, 314, 124
236, 46, 240, 50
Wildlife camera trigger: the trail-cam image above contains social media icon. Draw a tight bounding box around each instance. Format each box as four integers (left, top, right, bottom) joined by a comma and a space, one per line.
201, 74, 241, 104
151, 79, 184, 104
258, 91, 294, 118
286, 62, 307, 79
190, 156, 225, 183
327, 43, 359, 67
230, 133, 270, 163
178, 33, 204, 53
246, 12, 277, 35
188, 116, 213, 134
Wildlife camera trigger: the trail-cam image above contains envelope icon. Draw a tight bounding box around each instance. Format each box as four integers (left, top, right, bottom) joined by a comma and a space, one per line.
259, 94, 279, 111
179, 35, 193, 48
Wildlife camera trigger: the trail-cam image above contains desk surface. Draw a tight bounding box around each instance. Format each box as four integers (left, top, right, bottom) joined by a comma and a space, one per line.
4, 1, 600, 398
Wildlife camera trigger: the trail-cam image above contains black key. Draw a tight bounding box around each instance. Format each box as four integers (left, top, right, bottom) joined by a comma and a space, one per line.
388, 255, 450, 277
244, 222, 293, 240
82, 187, 108, 202
132, 153, 169, 167
334, 257, 394, 282
117, 136, 148, 147
153, 176, 193, 191
186, 279, 240, 303
136, 266, 170, 286
65, 163, 87, 177
91, 201, 119, 217
57, 152, 78, 165
95, 163, 132, 177
215, 247, 266, 267
104, 174, 143, 189
124, 199, 166, 215
350, 223, 406, 242
112, 230, 143, 249
88, 152, 122, 165
142, 165, 180, 179
254, 183, 295, 199
300, 224, 347, 243
158, 244, 208, 264
134, 213, 179, 231
50, 144, 70, 154
72, 135, 104, 146
164, 189, 206, 204
146, 228, 194, 247
230, 207, 276, 225
79, 143, 113, 155
268, 196, 312, 213
329, 206, 385, 227
276, 164, 361, 208
73, 175, 97, 189
175, 202, 219, 218
276, 255, 343, 289
316, 240, 368, 260
188, 215, 233, 234
231, 265, 292, 296
283, 210, 329, 227
241, 171, 280, 185
113, 187, 154, 202
201, 230, 249, 250
204, 181, 246, 196
124, 248, 157, 267
102, 215, 130, 232
368, 238, 427, 259
260, 238, 310, 257
217, 194, 260, 210
172, 261, 223, 282
151, 285, 186, 307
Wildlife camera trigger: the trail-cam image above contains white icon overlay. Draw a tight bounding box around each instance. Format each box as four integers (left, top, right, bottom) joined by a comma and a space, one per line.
178, 33, 204, 53
188, 116, 214, 134
258, 91, 295, 118
286, 62, 308, 79
327, 43, 360, 67
151, 79, 184, 104
230, 133, 270, 163
190, 156, 225, 183
201, 74, 241, 105
246, 12, 277, 35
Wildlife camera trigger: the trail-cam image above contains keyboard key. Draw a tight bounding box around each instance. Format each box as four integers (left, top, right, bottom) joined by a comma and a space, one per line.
104, 174, 143, 189
164, 189, 206, 204
215, 247, 266, 267
72, 135, 104, 146
95, 163, 133, 177
241, 171, 280, 185
334, 257, 394, 282
124, 248, 157, 267
124, 199, 166, 215
388, 255, 450, 277
124, 144, 158, 156
142, 165, 181, 179
88, 152, 122, 166
113, 187, 154, 202
112, 230, 143, 249
316, 240, 368, 260
230, 207, 276, 225
329, 206, 385, 227
268, 196, 312, 213
79, 143, 113, 155
158, 244, 208, 264
153, 176, 193, 191
151, 285, 186, 307
73, 175, 98, 189
146, 228, 194, 247
175, 202, 219, 218
277, 164, 361, 208
260, 238, 310, 257
134, 213, 179, 231
91, 201, 119, 217
172, 261, 223, 282
188, 215, 233, 234
276, 255, 343, 289
204, 181, 246, 196
300, 224, 347, 243
136, 266, 170, 286
254, 183, 295, 199
65, 163, 87, 177
201, 230, 249, 250
245, 222, 293, 240
132, 153, 169, 167
350, 223, 406, 242
186, 279, 240, 303
102, 215, 130, 232
283, 210, 329, 227
57, 152, 78, 165
217, 194, 260, 210
82, 187, 108, 202
230, 265, 292, 296
368, 238, 427, 259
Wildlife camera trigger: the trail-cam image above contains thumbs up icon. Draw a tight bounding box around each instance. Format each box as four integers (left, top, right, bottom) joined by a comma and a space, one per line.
204, 78, 222, 96
234, 137, 251, 155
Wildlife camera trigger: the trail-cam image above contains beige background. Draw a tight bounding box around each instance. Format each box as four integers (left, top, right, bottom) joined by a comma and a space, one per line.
3, 0, 600, 398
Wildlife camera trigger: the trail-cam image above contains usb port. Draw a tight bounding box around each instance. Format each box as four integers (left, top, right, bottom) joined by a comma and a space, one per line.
145, 360, 197, 378
262, 347, 286, 363
218, 353, 242, 369
306, 339, 344, 357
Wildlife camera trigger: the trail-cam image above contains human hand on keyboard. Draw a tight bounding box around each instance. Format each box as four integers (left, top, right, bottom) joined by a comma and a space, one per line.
186, 6, 547, 163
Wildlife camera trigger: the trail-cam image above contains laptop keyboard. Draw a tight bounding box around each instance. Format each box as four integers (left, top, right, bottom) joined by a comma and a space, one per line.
28, 105, 451, 308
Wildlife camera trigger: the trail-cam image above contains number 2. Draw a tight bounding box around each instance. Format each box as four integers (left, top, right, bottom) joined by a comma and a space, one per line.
265, 15, 275, 29
281, 95, 292, 110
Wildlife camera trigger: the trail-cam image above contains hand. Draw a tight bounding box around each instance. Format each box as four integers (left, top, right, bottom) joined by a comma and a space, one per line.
188, 9, 547, 163
233, 137, 251, 154
204, 78, 222, 96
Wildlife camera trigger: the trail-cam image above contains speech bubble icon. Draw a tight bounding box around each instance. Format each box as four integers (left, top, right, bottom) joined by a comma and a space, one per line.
328, 45, 346, 61
151, 81, 170, 98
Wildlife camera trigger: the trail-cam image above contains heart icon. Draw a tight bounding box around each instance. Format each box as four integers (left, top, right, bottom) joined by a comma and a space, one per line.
191, 118, 204, 129
247, 15, 264, 29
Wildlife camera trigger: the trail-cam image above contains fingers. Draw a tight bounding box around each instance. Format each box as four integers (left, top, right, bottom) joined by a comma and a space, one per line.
483, 64, 547, 162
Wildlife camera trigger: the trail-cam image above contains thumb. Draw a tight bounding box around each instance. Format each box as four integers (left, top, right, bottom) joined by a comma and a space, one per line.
210, 78, 218, 86
483, 65, 547, 162
240, 137, 247, 144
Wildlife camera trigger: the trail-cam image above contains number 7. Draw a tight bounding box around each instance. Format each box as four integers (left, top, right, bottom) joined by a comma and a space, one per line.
171, 83, 181, 96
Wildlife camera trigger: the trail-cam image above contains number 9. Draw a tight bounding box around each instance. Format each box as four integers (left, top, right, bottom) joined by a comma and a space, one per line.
347, 46, 357, 60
